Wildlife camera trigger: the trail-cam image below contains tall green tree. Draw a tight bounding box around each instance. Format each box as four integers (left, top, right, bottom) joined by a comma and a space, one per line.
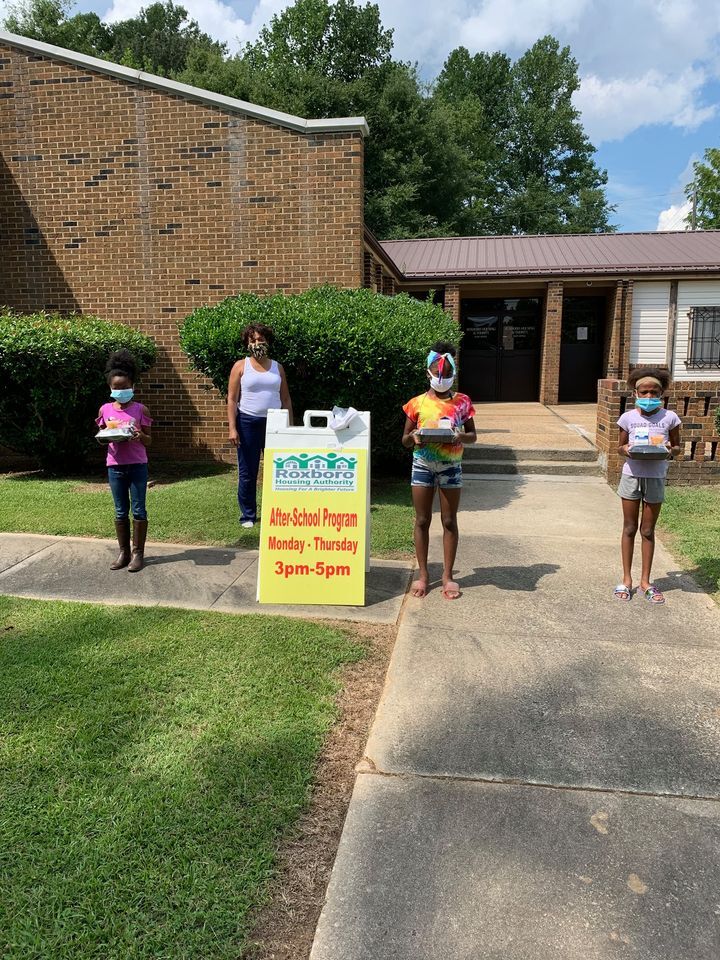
685, 148, 720, 230
107, 1, 225, 76
501, 36, 614, 233
4, 0, 224, 74
432, 37, 613, 235
4, 0, 110, 56
433, 46, 513, 234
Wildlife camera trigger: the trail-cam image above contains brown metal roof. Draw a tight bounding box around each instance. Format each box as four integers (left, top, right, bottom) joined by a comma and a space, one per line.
380, 231, 720, 280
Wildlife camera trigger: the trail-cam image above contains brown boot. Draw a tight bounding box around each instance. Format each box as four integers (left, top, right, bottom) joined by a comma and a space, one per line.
128, 519, 148, 572
110, 518, 131, 569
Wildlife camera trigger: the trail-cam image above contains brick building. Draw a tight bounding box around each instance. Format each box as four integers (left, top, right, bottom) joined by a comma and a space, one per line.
365, 232, 720, 482
0, 29, 366, 459
2, 29, 719, 479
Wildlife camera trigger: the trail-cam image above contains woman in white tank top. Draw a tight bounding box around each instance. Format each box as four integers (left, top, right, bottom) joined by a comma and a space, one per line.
227, 324, 293, 527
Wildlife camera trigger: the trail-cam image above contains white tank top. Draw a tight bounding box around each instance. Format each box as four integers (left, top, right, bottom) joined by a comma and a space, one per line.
238, 358, 282, 417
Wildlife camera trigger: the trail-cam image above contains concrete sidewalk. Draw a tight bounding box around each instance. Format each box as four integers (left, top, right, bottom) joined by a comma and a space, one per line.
0, 533, 411, 624
311, 476, 720, 959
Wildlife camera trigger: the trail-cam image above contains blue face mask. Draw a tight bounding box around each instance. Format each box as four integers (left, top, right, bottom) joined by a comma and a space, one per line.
110, 388, 134, 404
635, 397, 662, 413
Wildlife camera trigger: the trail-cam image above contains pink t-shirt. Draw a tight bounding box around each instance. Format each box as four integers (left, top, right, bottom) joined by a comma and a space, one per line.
617, 407, 681, 478
96, 401, 152, 466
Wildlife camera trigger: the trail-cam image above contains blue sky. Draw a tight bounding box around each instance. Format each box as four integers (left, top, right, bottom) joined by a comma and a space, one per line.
3, 0, 719, 232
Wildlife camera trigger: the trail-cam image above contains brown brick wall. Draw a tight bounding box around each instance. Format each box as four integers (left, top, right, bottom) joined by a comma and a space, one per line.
539, 281, 562, 404
443, 284, 460, 324
596, 378, 720, 485
0, 42, 365, 462
362, 242, 400, 295
606, 280, 633, 379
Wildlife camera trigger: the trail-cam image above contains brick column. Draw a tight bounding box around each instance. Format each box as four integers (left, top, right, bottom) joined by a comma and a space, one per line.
539, 281, 563, 404
607, 280, 625, 378
444, 284, 460, 324
382, 274, 395, 295
620, 280, 633, 378
596, 378, 627, 484
363, 251, 374, 289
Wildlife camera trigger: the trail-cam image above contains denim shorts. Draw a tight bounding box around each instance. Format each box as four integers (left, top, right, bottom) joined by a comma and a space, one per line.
411, 458, 463, 488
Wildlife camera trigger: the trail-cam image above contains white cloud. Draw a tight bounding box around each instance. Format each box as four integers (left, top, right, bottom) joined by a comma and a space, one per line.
574, 68, 717, 143
102, 0, 289, 50
656, 201, 691, 231
653, 153, 698, 231
459, 0, 590, 51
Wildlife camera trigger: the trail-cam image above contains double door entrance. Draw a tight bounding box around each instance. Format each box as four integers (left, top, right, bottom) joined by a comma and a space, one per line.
460, 298, 541, 402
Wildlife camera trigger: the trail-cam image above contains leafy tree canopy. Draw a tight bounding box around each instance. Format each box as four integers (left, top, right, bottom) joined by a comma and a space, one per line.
5, 0, 224, 74
686, 148, 720, 230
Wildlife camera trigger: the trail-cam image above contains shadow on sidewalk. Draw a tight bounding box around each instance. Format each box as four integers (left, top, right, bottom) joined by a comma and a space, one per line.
455, 562, 560, 592
144, 548, 241, 568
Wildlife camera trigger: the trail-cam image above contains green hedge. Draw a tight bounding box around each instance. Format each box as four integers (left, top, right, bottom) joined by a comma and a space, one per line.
0, 312, 157, 472
179, 286, 459, 470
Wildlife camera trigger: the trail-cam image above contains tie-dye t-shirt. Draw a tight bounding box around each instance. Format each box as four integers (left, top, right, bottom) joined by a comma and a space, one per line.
402, 391, 476, 463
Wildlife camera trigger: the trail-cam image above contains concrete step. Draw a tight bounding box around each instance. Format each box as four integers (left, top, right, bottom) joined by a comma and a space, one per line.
466, 445, 598, 463
463, 458, 602, 476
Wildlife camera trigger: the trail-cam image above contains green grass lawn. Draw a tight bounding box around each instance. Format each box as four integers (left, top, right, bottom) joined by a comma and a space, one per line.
659, 486, 720, 599
0, 595, 364, 959
0, 464, 414, 558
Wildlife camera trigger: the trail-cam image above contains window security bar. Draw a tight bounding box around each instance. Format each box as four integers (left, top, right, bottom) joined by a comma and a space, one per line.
686, 305, 720, 369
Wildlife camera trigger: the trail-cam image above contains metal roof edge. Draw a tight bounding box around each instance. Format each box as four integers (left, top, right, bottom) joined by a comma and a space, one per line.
380, 229, 720, 244
363, 226, 405, 280
0, 29, 369, 136
398, 265, 720, 282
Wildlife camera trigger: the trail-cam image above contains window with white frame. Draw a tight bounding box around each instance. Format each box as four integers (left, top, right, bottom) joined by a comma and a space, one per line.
686, 306, 720, 369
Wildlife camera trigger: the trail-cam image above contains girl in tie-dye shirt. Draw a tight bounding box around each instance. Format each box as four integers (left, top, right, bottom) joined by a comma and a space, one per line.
401, 342, 476, 601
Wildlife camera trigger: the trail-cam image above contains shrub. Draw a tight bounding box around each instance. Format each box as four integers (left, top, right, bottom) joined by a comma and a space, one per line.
715, 405, 720, 437
0, 312, 157, 472
179, 287, 459, 470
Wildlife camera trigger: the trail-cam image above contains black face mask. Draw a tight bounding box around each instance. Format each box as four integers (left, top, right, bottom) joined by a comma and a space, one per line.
249, 342, 269, 359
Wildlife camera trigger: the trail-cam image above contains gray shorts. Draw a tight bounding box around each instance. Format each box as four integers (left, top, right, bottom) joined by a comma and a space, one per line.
617, 475, 666, 503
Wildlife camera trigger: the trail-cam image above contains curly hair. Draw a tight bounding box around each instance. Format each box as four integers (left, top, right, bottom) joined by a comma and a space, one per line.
627, 366, 671, 391
429, 340, 457, 358
242, 324, 275, 350
105, 348, 137, 384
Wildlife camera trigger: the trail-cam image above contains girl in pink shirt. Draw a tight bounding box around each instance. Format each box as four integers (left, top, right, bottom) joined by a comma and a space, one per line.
96, 350, 153, 571
615, 367, 681, 604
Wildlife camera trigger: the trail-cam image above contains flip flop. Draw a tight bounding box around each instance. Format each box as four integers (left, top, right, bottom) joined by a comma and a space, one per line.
642, 585, 666, 604
613, 583, 632, 601
411, 580, 428, 598
442, 580, 461, 600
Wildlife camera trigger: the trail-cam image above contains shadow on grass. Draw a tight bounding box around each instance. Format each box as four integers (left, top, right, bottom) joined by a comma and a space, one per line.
655, 562, 720, 601
1, 461, 235, 485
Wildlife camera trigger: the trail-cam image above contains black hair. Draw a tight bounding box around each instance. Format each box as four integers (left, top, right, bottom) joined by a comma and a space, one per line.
627, 366, 671, 391
242, 323, 275, 350
105, 348, 137, 385
429, 341, 457, 358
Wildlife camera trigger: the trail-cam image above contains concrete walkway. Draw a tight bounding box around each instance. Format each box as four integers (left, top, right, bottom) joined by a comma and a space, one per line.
0, 533, 411, 624
473, 401, 597, 450
311, 475, 720, 959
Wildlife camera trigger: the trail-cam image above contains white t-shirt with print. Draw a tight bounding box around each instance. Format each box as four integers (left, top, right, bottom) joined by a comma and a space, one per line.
617, 407, 681, 478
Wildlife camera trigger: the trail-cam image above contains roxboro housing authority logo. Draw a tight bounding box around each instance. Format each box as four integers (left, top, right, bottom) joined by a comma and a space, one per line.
272, 452, 358, 491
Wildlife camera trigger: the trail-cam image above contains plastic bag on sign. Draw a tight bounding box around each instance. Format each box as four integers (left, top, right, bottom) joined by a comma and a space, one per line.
330, 406, 359, 430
